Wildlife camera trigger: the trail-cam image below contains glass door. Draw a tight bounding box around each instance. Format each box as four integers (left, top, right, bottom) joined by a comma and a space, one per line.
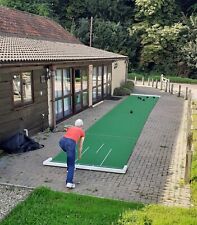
92, 66, 104, 104
55, 68, 72, 121
73, 68, 89, 113
92, 65, 112, 104
103, 66, 107, 97
74, 69, 82, 112
82, 69, 88, 108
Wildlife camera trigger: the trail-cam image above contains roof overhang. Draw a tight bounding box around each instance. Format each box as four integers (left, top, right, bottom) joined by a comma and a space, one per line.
0, 58, 128, 69
0, 35, 128, 68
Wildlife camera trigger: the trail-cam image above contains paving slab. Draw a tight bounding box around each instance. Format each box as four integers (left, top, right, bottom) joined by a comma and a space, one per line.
0, 86, 191, 207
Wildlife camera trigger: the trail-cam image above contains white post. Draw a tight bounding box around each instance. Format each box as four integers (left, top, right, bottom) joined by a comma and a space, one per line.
89, 16, 93, 47
88, 65, 93, 106
148, 78, 150, 86
142, 76, 144, 85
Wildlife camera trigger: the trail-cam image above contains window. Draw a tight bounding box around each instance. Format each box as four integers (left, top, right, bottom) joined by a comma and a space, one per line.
74, 68, 89, 112
55, 68, 72, 121
92, 66, 103, 103
55, 69, 62, 98
63, 69, 71, 95
13, 71, 33, 106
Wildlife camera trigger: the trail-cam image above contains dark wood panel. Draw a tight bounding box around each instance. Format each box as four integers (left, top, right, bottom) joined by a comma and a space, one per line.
0, 75, 10, 83
0, 111, 49, 142
0, 102, 48, 123
0, 105, 13, 116
0, 82, 11, 93
0, 119, 21, 137
0, 99, 13, 114
0, 68, 49, 141
0, 96, 12, 104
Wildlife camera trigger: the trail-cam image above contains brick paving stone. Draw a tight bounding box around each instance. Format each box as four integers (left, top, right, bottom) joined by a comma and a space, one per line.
0, 86, 192, 207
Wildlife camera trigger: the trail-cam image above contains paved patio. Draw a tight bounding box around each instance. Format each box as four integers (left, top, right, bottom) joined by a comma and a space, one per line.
0, 86, 191, 207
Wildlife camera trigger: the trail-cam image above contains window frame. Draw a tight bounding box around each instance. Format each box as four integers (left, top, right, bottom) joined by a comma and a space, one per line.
55, 68, 73, 121
12, 71, 34, 108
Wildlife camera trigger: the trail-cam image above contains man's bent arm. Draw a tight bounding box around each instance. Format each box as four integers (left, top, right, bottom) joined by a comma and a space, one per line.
78, 137, 85, 159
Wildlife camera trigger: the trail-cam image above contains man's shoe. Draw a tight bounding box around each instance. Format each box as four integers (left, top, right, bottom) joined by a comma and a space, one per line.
66, 183, 75, 189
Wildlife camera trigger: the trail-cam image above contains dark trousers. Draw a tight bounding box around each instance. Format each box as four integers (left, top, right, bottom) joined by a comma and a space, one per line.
59, 137, 76, 184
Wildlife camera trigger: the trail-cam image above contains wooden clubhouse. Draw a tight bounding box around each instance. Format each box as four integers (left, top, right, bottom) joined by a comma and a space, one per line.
0, 6, 128, 142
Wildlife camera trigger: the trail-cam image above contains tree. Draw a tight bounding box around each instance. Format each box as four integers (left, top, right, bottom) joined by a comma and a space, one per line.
64, 0, 135, 29
134, 0, 181, 25
131, 0, 188, 74
182, 15, 197, 77
73, 18, 139, 68
178, 0, 197, 15
1, 0, 196, 75
0, 0, 61, 21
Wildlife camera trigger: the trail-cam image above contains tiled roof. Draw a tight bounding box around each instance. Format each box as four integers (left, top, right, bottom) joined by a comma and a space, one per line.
0, 6, 81, 44
0, 7, 127, 64
0, 35, 127, 63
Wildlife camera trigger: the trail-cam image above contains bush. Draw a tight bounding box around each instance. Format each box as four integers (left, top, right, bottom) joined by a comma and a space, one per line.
113, 87, 131, 96
122, 80, 135, 90
113, 80, 135, 96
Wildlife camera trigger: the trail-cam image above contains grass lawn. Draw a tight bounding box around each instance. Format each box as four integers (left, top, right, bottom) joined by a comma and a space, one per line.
117, 205, 197, 225
0, 187, 143, 225
1, 187, 197, 225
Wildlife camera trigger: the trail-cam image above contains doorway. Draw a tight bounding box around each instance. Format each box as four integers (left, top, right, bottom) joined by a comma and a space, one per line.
54, 67, 89, 122
73, 68, 89, 113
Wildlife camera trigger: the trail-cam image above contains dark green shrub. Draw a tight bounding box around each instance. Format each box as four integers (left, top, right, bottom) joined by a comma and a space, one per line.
113, 80, 134, 96
122, 80, 134, 90
113, 87, 131, 96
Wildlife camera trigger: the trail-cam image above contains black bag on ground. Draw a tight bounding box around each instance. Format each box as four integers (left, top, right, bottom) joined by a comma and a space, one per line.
0, 132, 44, 154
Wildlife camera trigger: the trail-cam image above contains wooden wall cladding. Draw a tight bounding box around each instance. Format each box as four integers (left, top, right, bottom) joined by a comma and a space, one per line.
0, 68, 49, 142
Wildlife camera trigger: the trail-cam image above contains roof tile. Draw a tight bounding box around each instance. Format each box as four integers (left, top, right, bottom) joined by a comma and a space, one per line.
0, 6, 81, 44
0, 35, 127, 63
0, 7, 127, 64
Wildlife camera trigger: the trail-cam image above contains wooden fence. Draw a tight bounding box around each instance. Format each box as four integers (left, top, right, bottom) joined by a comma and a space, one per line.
133, 75, 190, 100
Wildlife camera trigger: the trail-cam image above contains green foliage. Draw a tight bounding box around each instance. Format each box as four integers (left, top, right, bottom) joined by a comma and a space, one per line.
122, 80, 135, 90
179, 0, 197, 15
132, 0, 192, 75
183, 39, 197, 74
135, 0, 181, 25
182, 15, 197, 78
65, 0, 134, 27
0, 0, 65, 23
188, 3, 197, 14
0, 187, 143, 225
141, 23, 187, 73
72, 18, 90, 44
113, 80, 134, 96
73, 18, 138, 66
113, 87, 131, 96
117, 205, 197, 225
0, 0, 196, 77
2, 187, 197, 224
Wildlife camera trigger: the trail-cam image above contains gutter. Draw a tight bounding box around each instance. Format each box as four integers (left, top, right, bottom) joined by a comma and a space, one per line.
0, 57, 128, 68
